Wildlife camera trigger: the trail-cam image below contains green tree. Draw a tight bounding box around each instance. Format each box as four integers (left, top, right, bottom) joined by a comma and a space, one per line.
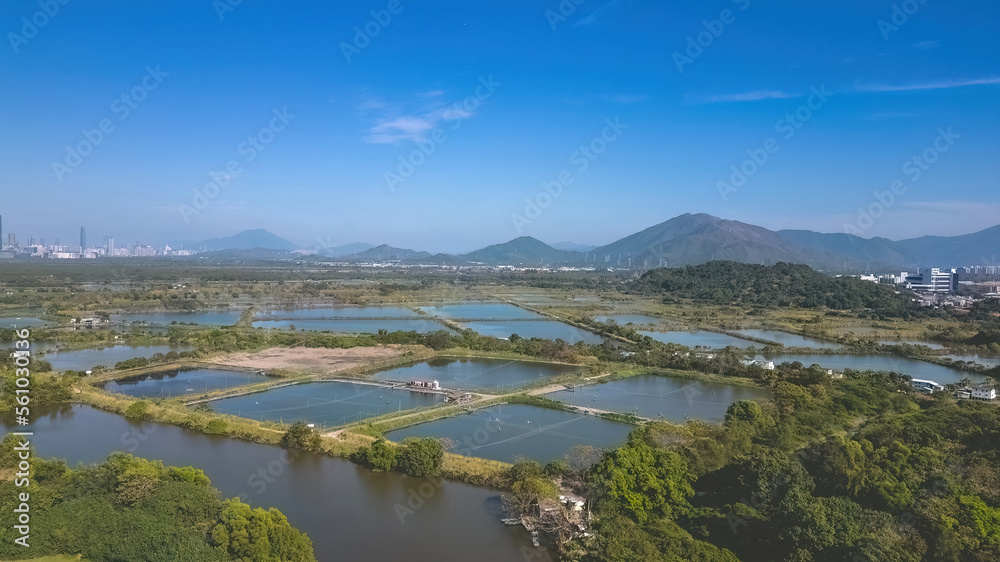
211, 499, 315, 562
361, 438, 397, 472
396, 437, 444, 477
589, 430, 694, 524
280, 421, 322, 452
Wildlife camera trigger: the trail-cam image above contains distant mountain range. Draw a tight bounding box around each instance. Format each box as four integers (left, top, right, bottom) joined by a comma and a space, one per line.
315, 242, 375, 257
551, 241, 598, 252
193, 215, 1000, 272
194, 229, 298, 252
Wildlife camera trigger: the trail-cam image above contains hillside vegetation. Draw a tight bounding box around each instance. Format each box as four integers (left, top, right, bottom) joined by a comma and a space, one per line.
575, 365, 1000, 562
629, 262, 919, 317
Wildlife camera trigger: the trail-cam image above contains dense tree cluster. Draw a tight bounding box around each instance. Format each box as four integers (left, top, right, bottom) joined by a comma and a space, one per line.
352, 436, 445, 477
0, 449, 315, 561
629, 262, 921, 318
576, 365, 1000, 561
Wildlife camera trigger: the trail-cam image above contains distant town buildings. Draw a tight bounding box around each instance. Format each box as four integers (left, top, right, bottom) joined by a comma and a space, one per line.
962, 265, 1000, 275
855, 267, 960, 294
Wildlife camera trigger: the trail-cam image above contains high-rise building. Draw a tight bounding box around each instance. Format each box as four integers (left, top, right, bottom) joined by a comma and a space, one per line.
0, 214, 3, 248
903, 268, 958, 293
80, 227, 86, 250
104, 235, 115, 255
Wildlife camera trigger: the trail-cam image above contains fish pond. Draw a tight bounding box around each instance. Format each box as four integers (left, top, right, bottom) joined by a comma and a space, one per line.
101, 367, 270, 398
209, 381, 446, 426
733, 329, 843, 350
759, 354, 983, 385
372, 357, 583, 392
112, 310, 243, 326
40, 344, 196, 372
386, 403, 634, 465
546, 375, 768, 423
639, 330, 755, 348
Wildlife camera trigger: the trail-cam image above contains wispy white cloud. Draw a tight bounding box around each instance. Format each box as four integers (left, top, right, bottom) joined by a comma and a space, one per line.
868, 111, 918, 120
694, 90, 797, 104
604, 93, 650, 104
362, 92, 474, 144
574, 0, 629, 28
855, 76, 1000, 92
357, 97, 385, 113
877, 40, 943, 57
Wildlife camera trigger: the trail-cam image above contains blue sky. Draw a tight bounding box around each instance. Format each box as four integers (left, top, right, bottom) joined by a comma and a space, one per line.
1, 0, 998, 252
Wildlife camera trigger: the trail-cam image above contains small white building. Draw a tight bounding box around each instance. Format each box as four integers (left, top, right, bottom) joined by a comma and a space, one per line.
742, 359, 775, 370
971, 385, 997, 401
911, 379, 945, 393
410, 378, 440, 391
559, 494, 587, 512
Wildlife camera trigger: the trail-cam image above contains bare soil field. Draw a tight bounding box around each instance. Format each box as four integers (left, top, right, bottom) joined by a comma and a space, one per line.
211, 346, 409, 375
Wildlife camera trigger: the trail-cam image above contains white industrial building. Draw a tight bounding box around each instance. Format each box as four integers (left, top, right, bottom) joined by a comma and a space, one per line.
902, 268, 958, 294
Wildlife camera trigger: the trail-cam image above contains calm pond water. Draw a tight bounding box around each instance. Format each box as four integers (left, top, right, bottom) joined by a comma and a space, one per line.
733, 329, 843, 350
101, 367, 271, 398
418, 303, 542, 320
253, 318, 455, 333
112, 311, 243, 326
594, 314, 663, 326
942, 354, 1000, 368
640, 330, 754, 348
40, 344, 196, 372
210, 381, 445, 426
0, 316, 50, 327
759, 354, 984, 385
256, 306, 421, 319
372, 357, 583, 392
878, 339, 947, 350
2, 405, 534, 561
462, 320, 606, 344
386, 404, 634, 465
547, 375, 768, 423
